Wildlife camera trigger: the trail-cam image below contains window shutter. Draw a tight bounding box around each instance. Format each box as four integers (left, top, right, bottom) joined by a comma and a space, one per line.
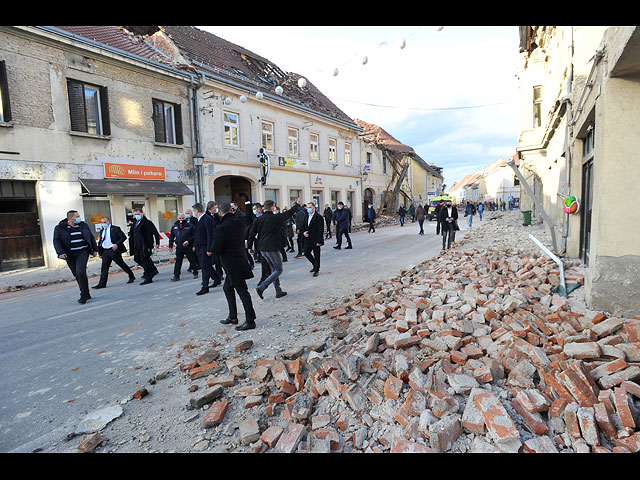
99, 86, 110, 135
152, 99, 165, 142
0, 61, 12, 122
67, 80, 87, 132
174, 103, 183, 145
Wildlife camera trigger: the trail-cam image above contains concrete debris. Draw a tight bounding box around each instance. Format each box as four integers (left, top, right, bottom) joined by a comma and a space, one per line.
75, 406, 123, 435
175, 211, 640, 453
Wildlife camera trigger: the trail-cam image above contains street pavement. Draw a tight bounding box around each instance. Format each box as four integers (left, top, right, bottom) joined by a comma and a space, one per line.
0, 217, 467, 452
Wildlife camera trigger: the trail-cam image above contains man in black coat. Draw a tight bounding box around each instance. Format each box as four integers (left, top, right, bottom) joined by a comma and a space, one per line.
302, 202, 324, 277
294, 204, 307, 258
53, 210, 98, 303
247, 198, 300, 299
212, 202, 256, 331
206, 201, 224, 281
93, 216, 135, 289
437, 199, 459, 250
191, 202, 221, 295
169, 213, 199, 281
128, 208, 160, 285
323, 204, 333, 239
332, 202, 352, 250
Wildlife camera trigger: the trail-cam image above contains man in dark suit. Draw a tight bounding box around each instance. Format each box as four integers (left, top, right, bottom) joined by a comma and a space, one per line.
53, 210, 98, 304
192, 202, 221, 295
302, 202, 324, 277
168, 213, 198, 281
438, 199, 459, 250
92, 217, 135, 289
212, 202, 256, 331
128, 208, 160, 285
206, 201, 224, 281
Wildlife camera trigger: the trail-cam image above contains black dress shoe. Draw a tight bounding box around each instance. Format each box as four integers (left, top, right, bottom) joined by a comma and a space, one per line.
256, 287, 264, 299
235, 321, 256, 331
92, 284, 106, 289
140, 279, 153, 285
171, 276, 180, 282
333, 246, 341, 250
310, 268, 316, 272
196, 288, 209, 295
193, 271, 199, 278
220, 317, 238, 325
345, 245, 352, 249
276, 291, 287, 298
209, 280, 221, 288
313, 271, 319, 277
127, 276, 135, 283
78, 296, 89, 304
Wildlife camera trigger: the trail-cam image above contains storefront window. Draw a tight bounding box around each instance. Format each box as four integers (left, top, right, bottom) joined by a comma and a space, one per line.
82, 197, 111, 238
289, 189, 302, 208
158, 197, 178, 233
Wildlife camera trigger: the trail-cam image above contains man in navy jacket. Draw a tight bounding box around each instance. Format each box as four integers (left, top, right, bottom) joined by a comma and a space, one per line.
192, 202, 220, 295
332, 202, 352, 250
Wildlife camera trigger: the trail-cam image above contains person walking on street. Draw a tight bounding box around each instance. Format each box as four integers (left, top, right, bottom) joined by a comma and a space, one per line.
416, 203, 426, 235
397, 205, 406, 226
302, 202, 324, 276
435, 200, 444, 235
207, 201, 224, 281
345, 203, 353, 233
93, 216, 135, 289
129, 207, 160, 285
294, 203, 307, 258
230, 199, 255, 269
212, 202, 256, 331
169, 213, 199, 281
247, 198, 300, 299
192, 202, 220, 295
478, 201, 484, 221
323, 204, 333, 240
333, 201, 352, 250
282, 207, 296, 253
53, 210, 98, 303
407, 203, 416, 223
438, 199, 458, 250
365, 204, 377, 232
465, 201, 474, 228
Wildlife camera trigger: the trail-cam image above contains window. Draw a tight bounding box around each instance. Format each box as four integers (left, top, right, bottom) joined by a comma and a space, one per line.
289, 189, 302, 207
366, 152, 372, 164
261, 120, 274, 152
0, 61, 12, 123
344, 142, 351, 165
223, 111, 239, 146
310, 133, 319, 160
331, 190, 340, 209
265, 188, 278, 205
152, 99, 183, 144
533, 86, 543, 128
82, 198, 111, 238
288, 127, 299, 156
67, 79, 110, 135
157, 197, 178, 233
328, 137, 336, 163
383, 155, 388, 174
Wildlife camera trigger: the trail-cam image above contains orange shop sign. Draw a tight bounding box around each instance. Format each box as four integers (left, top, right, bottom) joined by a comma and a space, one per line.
104, 162, 166, 180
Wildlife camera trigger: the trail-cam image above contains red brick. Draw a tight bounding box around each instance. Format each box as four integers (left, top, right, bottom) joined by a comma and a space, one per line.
621, 380, 640, 399
549, 397, 570, 418
593, 402, 617, 440
390, 436, 434, 453
511, 398, 548, 435
275, 423, 306, 453
558, 369, 598, 407
576, 406, 599, 446
405, 388, 426, 416
260, 425, 284, 448
522, 436, 559, 453
612, 432, 640, 453
383, 375, 403, 400
474, 390, 521, 452
613, 387, 636, 429
189, 361, 219, 379
328, 307, 347, 318
202, 400, 230, 428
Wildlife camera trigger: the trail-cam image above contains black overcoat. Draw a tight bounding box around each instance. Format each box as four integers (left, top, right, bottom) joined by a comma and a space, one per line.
212, 213, 254, 286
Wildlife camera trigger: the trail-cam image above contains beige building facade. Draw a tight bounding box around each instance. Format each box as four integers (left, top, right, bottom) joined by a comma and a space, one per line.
516, 26, 640, 316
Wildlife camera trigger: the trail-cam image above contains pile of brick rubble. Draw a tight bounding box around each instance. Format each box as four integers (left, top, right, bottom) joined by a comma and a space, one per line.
176, 211, 640, 453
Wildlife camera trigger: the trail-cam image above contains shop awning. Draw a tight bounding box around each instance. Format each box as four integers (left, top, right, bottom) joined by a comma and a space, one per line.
79, 178, 194, 196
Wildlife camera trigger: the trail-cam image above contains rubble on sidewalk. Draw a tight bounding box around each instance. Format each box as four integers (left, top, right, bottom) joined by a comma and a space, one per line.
175, 211, 639, 453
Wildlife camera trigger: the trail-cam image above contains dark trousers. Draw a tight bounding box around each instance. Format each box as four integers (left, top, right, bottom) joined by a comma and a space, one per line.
174, 248, 198, 277
134, 248, 158, 280
442, 222, 455, 249
286, 236, 294, 251
98, 248, 134, 286
336, 226, 351, 248
325, 219, 332, 238
196, 250, 221, 289
436, 220, 441, 235
304, 242, 321, 272
418, 219, 424, 234
223, 277, 256, 322
399, 215, 405, 226
368, 219, 375, 232
296, 233, 305, 255
66, 248, 90, 297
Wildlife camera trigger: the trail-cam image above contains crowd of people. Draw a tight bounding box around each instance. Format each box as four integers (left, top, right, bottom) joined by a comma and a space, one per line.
52, 198, 373, 332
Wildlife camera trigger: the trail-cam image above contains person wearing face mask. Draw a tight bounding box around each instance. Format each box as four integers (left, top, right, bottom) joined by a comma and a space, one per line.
247, 198, 300, 299
191, 202, 220, 295
128, 207, 160, 285
302, 202, 324, 276
169, 213, 199, 281
53, 210, 98, 304
365, 204, 377, 233
332, 202, 352, 250
437, 200, 458, 251
183, 208, 200, 274
92, 216, 135, 289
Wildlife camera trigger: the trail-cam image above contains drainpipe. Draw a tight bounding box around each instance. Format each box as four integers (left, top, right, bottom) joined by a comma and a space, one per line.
188, 72, 206, 203
561, 27, 574, 254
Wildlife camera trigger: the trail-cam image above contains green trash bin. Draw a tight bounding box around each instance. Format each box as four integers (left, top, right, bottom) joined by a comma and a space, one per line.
522, 210, 532, 226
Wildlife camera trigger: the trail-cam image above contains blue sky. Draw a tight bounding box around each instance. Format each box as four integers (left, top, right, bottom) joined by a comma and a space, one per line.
197, 26, 522, 189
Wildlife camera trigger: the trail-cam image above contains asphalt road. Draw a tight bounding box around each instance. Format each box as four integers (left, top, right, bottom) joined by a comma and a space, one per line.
0, 218, 464, 452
